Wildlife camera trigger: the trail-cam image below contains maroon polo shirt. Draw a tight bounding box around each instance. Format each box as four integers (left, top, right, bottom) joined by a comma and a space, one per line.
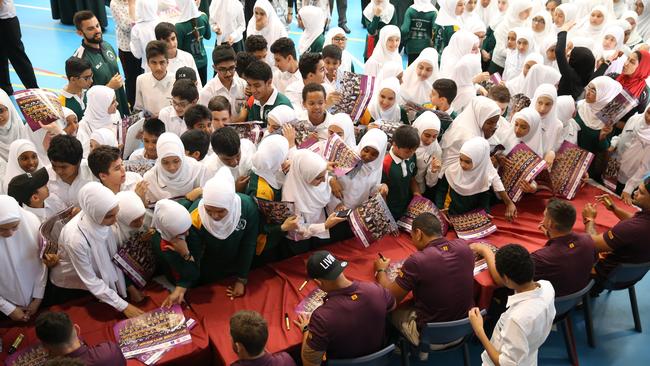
307, 281, 396, 360
531, 232, 597, 297
394, 237, 475, 329
596, 210, 650, 279
65, 342, 126, 366
231, 352, 296, 366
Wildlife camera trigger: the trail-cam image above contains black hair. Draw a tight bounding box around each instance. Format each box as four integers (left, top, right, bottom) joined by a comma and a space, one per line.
73, 10, 95, 30
35, 312, 74, 347
432, 79, 458, 104
546, 198, 576, 233
245, 60, 273, 82
269, 37, 297, 59
145, 40, 168, 61
236, 51, 258, 78
488, 84, 511, 104
495, 244, 535, 285
412, 213, 442, 237
143, 118, 166, 137
47, 135, 83, 165
245, 35, 268, 53
64, 57, 92, 79
155, 22, 177, 40
322, 44, 343, 62
298, 52, 323, 80
211, 127, 241, 156
545, 0, 561, 6
171, 79, 199, 102
184, 104, 212, 130
208, 95, 232, 114
212, 44, 237, 66
302, 82, 326, 102
392, 125, 420, 150
181, 130, 211, 160
88, 145, 121, 179
229, 310, 268, 357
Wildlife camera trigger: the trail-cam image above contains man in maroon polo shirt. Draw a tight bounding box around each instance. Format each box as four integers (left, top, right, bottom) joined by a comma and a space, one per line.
230, 310, 296, 366
35, 312, 126, 365
294, 251, 396, 365
582, 176, 650, 290
374, 212, 475, 346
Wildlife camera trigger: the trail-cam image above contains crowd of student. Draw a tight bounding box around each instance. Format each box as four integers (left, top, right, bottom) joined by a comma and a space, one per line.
2, 0, 650, 365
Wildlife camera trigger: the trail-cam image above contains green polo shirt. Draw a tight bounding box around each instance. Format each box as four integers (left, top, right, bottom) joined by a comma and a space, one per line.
246, 89, 293, 127
381, 153, 417, 219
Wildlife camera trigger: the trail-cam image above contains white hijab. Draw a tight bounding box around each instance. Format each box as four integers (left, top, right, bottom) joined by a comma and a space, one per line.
246, 0, 288, 46
436, 0, 463, 26
623, 10, 643, 47
440, 30, 479, 78
476, 0, 499, 26
151, 199, 192, 241
329, 113, 357, 148
400, 48, 440, 105
136, 0, 158, 22
450, 54, 482, 112
177, 0, 202, 23
555, 3, 577, 30
531, 11, 552, 47
76, 182, 126, 298
114, 191, 146, 244
363, 0, 396, 24
540, 36, 558, 68
503, 27, 536, 81
252, 134, 289, 190
505, 52, 545, 96
365, 25, 402, 75
520, 63, 561, 98
412, 0, 436, 12
267, 104, 297, 129
90, 128, 118, 147
499, 107, 545, 156
78, 86, 117, 147
368, 77, 402, 122
578, 76, 623, 129
446, 136, 499, 195
209, 0, 244, 44
2, 139, 43, 193
147, 132, 205, 199
0, 195, 43, 309
324, 27, 353, 72
532, 84, 563, 152
282, 149, 331, 216
298, 6, 326, 55
494, 0, 533, 64
0, 89, 29, 162
573, 5, 610, 40
199, 167, 242, 239
413, 111, 442, 170
638, 0, 650, 41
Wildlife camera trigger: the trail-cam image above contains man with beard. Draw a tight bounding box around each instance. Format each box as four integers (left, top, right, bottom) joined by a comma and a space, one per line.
72, 10, 130, 117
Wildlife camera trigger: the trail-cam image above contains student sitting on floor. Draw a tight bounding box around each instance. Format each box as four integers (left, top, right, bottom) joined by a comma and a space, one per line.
203, 127, 256, 191
36, 312, 126, 365
181, 130, 211, 162
469, 244, 556, 366
230, 310, 297, 366
134, 40, 174, 117
382, 125, 421, 220
375, 212, 474, 346
129, 118, 166, 162
7, 168, 51, 223
295, 251, 396, 365
158, 79, 200, 137
59, 57, 93, 121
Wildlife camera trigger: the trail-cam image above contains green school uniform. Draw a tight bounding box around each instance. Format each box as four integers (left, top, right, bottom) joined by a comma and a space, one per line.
432, 24, 458, 56
434, 175, 491, 215
574, 114, 611, 153
152, 232, 202, 289
381, 153, 417, 219
363, 13, 398, 61
58, 90, 86, 120
400, 8, 436, 56
245, 172, 284, 261
246, 89, 293, 126
175, 14, 212, 70
306, 34, 325, 53
73, 41, 129, 117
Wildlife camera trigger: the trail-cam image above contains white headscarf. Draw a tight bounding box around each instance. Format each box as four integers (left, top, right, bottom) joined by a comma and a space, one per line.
329, 113, 357, 148
531, 10, 552, 47
463, 17, 487, 36
573, 5, 610, 40
440, 30, 480, 78
578, 76, 623, 129
0, 195, 44, 310
0, 89, 29, 161
199, 167, 242, 239
436, 0, 463, 26
114, 191, 146, 244
555, 3, 577, 28
365, 25, 402, 77
493, 0, 533, 66
412, 0, 436, 12
540, 37, 558, 68
78, 86, 117, 145
400, 48, 440, 105
252, 134, 289, 190
209, 0, 244, 44
556, 95, 576, 125
324, 27, 353, 72
476, 0, 499, 26
446, 137, 499, 195
520, 63, 561, 98
76, 182, 126, 298
623, 10, 643, 47
152, 199, 192, 241
2, 139, 43, 193
298, 6, 326, 55
368, 77, 402, 122
267, 105, 297, 129
177, 0, 202, 23
90, 128, 118, 147
638, 0, 650, 41
413, 112, 442, 186
502, 27, 536, 81
375, 61, 404, 84
505, 52, 545, 96
246, 0, 288, 46
282, 149, 330, 216
532, 84, 564, 152
499, 107, 545, 156
363, 0, 396, 24
450, 54, 482, 112
136, 0, 158, 22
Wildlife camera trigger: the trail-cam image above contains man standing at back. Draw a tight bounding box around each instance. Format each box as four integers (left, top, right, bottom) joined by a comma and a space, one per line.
0, 0, 39, 95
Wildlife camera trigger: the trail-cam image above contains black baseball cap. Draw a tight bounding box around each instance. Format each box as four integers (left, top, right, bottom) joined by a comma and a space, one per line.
307, 251, 348, 280
7, 167, 49, 206
175, 67, 197, 82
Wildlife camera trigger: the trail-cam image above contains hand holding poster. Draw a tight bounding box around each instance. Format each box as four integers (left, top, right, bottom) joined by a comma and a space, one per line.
348, 194, 399, 247
323, 133, 362, 177
329, 72, 375, 122
536, 141, 594, 200
14, 89, 64, 132
471, 241, 499, 276
500, 143, 548, 202
254, 197, 295, 225
397, 195, 448, 235
39, 206, 76, 259
293, 120, 319, 149
596, 89, 638, 127
112, 230, 157, 288
225, 121, 265, 145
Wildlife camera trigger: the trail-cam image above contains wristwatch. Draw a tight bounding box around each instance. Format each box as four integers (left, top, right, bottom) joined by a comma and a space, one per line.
583, 217, 595, 225
302, 324, 309, 333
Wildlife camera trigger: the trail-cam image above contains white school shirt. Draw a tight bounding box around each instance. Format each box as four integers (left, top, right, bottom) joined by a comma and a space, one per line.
481, 280, 556, 366
167, 50, 203, 89
273, 68, 302, 94
121, 171, 143, 191
158, 105, 187, 137
46, 161, 96, 213
134, 72, 174, 115
198, 74, 247, 115
128, 147, 156, 163
203, 138, 256, 180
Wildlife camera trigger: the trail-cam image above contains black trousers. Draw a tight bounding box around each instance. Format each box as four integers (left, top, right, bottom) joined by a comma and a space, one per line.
361, 0, 370, 25
118, 49, 143, 109
0, 16, 38, 95
328, 0, 347, 26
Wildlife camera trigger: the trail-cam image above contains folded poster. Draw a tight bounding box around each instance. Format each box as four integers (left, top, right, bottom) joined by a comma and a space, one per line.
538, 141, 594, 200
329, 71, 376, 122
596, 89, 638, 127
254, 197, 295, 225
323, 133, 362, 177
397, 195, 448, 236
112, 231, 156, 288
348, 194, 399, 247
500, 143, 548, 202
14, 89, 64, 132
114, 305, 191, 358
448, 210, 497, 240
121, 112, 144, 147
123, 159, 155, 176
471, 241, 499, 276
295, 288, 327, 317
39, 206, 76, 259
225, 121, 264, 145
4, 343, 48, 366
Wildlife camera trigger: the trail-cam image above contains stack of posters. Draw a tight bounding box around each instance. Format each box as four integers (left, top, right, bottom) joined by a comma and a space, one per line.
323, 133, 362, 177
448, 210, 497, 240
348, 194, 398, 247
602, 152, 620, 192
397, 195, 448, 235
500, 143, 548, 202
14, 89, 63, 132
135, 318, 197, 365
124, 160, 155, 176
113, 231, 156, 288
471, 241, 499, 276
329, 72, 375, 122
254, 197, 295, 225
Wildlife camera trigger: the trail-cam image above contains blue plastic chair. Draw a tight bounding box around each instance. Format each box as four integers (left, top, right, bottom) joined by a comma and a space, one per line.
601, 261, 650, 332
551, 279, 595, 366
328, 344, 396, 366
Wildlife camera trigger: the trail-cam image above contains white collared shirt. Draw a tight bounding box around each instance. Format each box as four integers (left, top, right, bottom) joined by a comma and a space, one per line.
167, 49, 203, 89
198, 74, 247, 115
134, 72, 174, 115
59, 89, 87, 111
46, 161, 96, 213
481, 280, 556, 366
273, 68, 302, 94
203, 138, 256, 180
158, 105, 187, 137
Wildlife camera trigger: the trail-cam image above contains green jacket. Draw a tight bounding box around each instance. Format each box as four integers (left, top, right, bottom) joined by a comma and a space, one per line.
175, 14, 212, 69
400, 8, 436, 54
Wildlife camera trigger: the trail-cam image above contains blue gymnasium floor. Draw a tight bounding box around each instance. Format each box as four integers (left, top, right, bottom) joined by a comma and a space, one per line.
7, 1, 650, 365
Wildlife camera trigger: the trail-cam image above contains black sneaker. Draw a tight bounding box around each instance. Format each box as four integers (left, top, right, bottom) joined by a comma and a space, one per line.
341, 24, 351, 34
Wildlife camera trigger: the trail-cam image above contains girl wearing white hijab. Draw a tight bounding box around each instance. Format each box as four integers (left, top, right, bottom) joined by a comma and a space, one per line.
433, 0, 465, 53
540, 37, 558, 69
412, 112, 443, 193
209, 0, 246, 51
492, 0, 533, 72
324, 27, 355, 73
0, 90, 29, 162
556, 95, 578, 145
130, 0, 160, 70
362, 0, 396, 61
595, 26, 626, 75
636, 0, 650, 41
298, 6, 326, 55
77, 86, 120, 158
552, 3, 577, 33
496, 106, 545, 157
312, 112, 357, 156
247, 0, 288, 62
175, 0, 211, 84
143, 132, 207, 203
114, 190, 147, 245
622, 10, 643, 48
502, 27, 536, 81
188, 167, 259, 295
531, 84, 564, 157
0, 195, 46, 321
362, 77, 408, 125
51, 183, 144, 317
449, 54, 483, 112
505, 53, 545, 96
402, 0, 437, 64
476, 0, 499, 26
531, 10, 552, 48
520, 63, 561, 98
440, 30, 480, 78
400, 48, 440, 105
89, 128, 119, 151
611, 104, 650, 203
364, 25, 402, 77
572, 5, 611, 40
2, 139, 42, 194
266, 104, 297, 136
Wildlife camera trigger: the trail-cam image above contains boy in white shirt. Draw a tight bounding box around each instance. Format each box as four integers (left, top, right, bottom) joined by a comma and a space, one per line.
202, 126, 255, 191
270, 37, 301, 93
469, 244, 556, 366
154, 22, 202, 89
134, 40, 174, 117
199, 45, 247, 116
158, 79, 199, 137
